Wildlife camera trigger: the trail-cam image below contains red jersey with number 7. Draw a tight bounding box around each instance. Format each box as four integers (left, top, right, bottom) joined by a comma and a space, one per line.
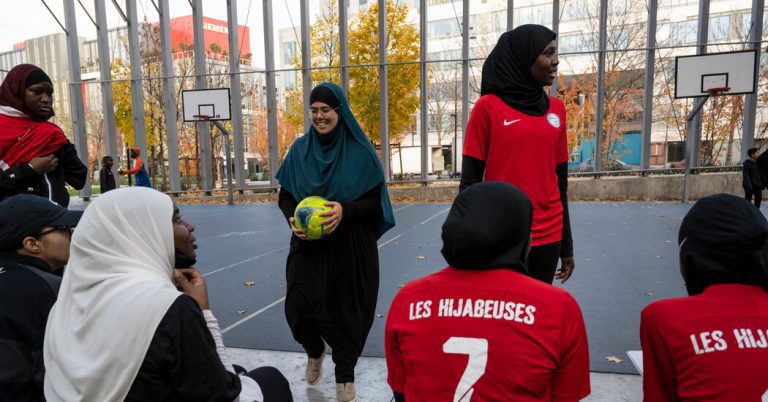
641, 284, 768, 402
385, 267, 590, 401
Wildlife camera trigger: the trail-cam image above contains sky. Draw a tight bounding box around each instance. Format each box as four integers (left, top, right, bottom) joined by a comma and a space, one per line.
0, 0, 312, 68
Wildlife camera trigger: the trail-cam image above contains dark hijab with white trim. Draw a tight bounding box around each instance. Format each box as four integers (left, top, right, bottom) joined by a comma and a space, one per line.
678, 193, 768, 295
441, 181, 532, 272
481, 24, 557, 116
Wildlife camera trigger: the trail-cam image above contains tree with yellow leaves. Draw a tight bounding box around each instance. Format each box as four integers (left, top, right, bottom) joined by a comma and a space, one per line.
284, 0, 420, 147
348, 0, 420, 145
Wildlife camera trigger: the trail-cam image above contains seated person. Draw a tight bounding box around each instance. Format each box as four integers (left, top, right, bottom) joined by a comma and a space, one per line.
641, 193, 768, 401
0, 194, 82, 401
385, 181, 590, 401
43, 187, 292, 402
0, 64, 87, 206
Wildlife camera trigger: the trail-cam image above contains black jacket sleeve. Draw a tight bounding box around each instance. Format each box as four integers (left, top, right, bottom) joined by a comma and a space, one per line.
556, 162, 574, 258
0, 163, 38, 198
126, 295, 241, 402
278, 187, 298, 221
339, 185, 382, 224
99, 168, 106, 193
56, 142, 87, 190
459, 155, 486, 192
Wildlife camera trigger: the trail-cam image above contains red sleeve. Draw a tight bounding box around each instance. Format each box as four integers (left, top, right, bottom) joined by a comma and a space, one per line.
462, 97, 491, 162
558, 110, 569, 164
122, 156, 143, 175
640, 305, 679, 402
385, 291, 407, 394
551, 293, 591, 402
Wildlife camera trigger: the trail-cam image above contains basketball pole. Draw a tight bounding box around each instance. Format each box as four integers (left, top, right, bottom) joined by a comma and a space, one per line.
210, 120, 235, 206
682, 95, 711, 204
682, 87, 730, 203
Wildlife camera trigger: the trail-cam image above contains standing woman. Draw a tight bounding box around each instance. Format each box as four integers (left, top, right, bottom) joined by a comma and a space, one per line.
0, 64, 87, 206
461, 25, 575, 284
276, 82, 395, 402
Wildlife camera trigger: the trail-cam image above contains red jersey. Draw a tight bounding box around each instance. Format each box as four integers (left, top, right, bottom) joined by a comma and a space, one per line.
463, 94, 569, 247
641, 284, 768, 402
385, 267, 590, 401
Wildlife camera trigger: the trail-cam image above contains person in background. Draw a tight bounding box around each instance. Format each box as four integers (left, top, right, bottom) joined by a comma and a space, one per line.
460, 25, 574, 284
99, 155, 116, 194
386, 182, 590, 401
43, 187, 292, 402
0, 64, 87, 206
755, 145, 768, 191
119, 147, 151, 188
0, 194, 82, 401
743, 147, 762, 208
641, 193, 768, 401
276, 82, 395, 402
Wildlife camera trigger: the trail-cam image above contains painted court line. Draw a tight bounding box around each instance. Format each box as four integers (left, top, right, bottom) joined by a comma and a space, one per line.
203, 247, 288, 277
419, 207, 450, 225
393, 204, 413, 212
222, 297, 287, 334
378, 234, 402, 249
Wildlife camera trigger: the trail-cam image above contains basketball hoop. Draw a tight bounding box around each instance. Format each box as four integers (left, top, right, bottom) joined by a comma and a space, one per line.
193, 114, 212, 121
707, 87, 731, 96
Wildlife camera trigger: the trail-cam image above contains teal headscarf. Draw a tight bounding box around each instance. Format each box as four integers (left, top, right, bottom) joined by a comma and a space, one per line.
276, 82, 395, 238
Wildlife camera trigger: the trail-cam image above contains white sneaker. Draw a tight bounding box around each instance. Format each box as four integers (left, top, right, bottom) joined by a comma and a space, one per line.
336, 382, 356, 402
305, 343, 327, 385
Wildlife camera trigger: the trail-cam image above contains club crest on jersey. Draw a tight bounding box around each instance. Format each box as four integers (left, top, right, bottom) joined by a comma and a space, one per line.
547, 113, 560, 128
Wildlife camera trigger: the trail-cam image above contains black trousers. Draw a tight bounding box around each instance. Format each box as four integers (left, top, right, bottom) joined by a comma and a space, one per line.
526, 241, 562, 284
285, 292, 360, 383
746, 188, 763, 208
244, 366, 293, 402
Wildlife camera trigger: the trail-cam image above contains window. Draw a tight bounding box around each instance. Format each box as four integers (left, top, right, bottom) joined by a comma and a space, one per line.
659, 0, 696, 7
283, 42, 296, 64
428, 49, 461, 61
284, 71, 296, 91
561, 0, 582, 21
660, 20, 697, 45
559, 33, 596, 53
516, 4, 553, 26
608, 0, 630, 15
428, 18, 461, 39
608, 28, 631, 50
427, 16, 476, 40
667, 141, 685, 163
708, 15, 730, 41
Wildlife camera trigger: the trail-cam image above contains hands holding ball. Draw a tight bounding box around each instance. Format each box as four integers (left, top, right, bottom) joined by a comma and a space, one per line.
290, 196, 343, 240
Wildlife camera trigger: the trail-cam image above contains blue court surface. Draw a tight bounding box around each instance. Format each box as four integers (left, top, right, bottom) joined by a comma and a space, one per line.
171, 201, 694, 375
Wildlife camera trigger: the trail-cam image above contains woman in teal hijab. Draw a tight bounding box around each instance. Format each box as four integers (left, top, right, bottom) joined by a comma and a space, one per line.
276, 82, 394, 401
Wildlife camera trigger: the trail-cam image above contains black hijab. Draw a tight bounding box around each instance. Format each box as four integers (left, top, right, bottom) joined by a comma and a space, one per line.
678, 193, 768, 295
441, 181, 532, 272
481, 24, 557, 116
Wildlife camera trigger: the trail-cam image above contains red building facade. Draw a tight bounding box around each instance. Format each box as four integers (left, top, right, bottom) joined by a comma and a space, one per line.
169, 16, 251, 63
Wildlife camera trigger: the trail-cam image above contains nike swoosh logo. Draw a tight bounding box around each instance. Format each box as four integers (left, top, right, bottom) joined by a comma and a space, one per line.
504, 119, 521, 126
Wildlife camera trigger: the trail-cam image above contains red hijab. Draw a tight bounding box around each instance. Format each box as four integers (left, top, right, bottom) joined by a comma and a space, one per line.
0, 64, 67, 170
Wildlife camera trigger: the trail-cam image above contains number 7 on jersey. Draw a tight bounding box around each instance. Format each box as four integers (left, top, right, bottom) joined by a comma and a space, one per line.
443, 337, 489, 402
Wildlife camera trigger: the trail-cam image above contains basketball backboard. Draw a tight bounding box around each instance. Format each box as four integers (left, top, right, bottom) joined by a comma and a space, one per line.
182, 88, 232, 121
674, 50, 757, 98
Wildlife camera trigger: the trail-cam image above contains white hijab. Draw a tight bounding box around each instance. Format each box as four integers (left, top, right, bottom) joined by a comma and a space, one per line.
44, 187, 182, 401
